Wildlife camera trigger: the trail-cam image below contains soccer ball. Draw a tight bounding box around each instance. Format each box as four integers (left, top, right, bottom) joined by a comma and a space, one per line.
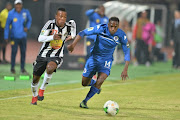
103, 100, 119, 116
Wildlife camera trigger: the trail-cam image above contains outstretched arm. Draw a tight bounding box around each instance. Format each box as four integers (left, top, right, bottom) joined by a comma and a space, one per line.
67, 34, 82, 52
121, 61, 129, 80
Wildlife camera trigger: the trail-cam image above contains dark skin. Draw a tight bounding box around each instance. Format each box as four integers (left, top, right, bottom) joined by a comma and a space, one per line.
68, 21, 129, 89
33, 10, 70, 84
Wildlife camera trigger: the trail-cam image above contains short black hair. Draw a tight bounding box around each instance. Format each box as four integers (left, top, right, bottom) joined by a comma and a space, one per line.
57, 8, 66, 12
109, 17, 119, 23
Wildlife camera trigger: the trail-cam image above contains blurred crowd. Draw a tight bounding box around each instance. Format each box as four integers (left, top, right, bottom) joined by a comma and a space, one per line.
0, 1, 180, 72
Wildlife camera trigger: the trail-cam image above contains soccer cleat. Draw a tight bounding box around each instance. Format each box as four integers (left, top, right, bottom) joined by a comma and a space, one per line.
38, 89, 44, 101
31, 96, 38, 105
80, 100, 89, 109
97, 88, 102, 94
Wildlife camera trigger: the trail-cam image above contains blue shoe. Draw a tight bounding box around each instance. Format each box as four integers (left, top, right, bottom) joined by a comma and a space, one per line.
80, 100, 89, 109
97, 88, 101, 94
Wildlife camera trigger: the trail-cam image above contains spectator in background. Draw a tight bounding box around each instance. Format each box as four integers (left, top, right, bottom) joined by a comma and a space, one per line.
141, 21, 156, 66
85, 5, 108, 80
4, 0, 32, 74
154, 20, 166, 62
85, 5, 109, 60
0, 2, 12, 64
133, 11, 149, 65
171, 10, 180, 69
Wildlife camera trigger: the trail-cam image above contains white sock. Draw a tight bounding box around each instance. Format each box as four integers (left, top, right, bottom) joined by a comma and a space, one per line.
31, 82, 39, 97
40, 72, 52, 90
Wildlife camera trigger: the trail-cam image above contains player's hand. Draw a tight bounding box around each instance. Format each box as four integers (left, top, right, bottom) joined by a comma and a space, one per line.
24, 27, 28, 32
65, 35, 73, 42
121, 70, 128, 81
53, 33, 62, 40
67, 44, 74, 53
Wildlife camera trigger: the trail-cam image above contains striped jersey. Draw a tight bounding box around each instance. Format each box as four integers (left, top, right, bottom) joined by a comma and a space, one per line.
38, 19, 76, 58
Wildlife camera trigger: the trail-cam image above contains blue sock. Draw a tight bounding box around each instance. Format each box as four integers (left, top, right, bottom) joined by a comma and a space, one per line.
84, 86, 99, 102
88, 79, 96, 86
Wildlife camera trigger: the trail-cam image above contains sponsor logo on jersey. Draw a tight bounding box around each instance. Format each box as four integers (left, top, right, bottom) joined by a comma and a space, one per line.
50, 39, 63, 49
96, 19, 100, 23
13, 18, 17, 22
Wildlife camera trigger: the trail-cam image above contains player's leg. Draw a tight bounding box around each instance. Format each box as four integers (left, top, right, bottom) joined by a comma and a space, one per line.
10, 39, 18, 73
38, 61, 56, 100
38, 57, 62, 101
19, 38, 27, 73
31, 57, 47, 105
31, 75, 41, 105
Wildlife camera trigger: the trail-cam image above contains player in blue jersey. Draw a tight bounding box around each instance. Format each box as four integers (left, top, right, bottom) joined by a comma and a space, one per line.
68, 17, 130, 109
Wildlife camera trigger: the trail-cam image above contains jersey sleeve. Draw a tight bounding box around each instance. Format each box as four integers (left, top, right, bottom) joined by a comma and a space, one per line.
25, 9, 32, 30
38, 20, 54, 42
120, 32, 130, 61
78, 24, 102, 37
85, 9, 95, 21
69, 20, 76, 39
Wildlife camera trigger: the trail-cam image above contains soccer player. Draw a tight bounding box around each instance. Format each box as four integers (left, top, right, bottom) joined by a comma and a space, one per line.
31, 8, 76, 105
68, 17, 130, 108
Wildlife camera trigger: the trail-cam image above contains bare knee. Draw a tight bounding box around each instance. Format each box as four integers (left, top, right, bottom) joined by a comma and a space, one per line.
33, 75, 40, 84
82, 80, 88, 86
81, 77, 91, 86
46, 62, 57, 74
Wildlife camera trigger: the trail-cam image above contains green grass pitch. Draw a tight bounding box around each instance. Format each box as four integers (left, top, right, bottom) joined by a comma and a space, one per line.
0, 61, 180, 120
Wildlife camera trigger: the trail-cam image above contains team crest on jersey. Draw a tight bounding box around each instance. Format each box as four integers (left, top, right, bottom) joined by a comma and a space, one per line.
96, 19, 100, 23
87, 27, 94, 31
114, 36, 119, 41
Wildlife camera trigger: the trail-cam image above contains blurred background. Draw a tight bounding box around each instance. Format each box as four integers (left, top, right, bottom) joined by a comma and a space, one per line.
0, 0, 180, 69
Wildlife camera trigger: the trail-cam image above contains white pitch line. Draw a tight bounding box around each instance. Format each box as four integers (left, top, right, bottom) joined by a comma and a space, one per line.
0, 80, 155, 101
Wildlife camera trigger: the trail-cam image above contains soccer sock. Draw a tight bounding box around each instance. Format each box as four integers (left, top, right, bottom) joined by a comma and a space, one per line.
40, 72, 52, 90
31, 82, 39, 97
84, 86, 99, 102
88, 79, 96, 86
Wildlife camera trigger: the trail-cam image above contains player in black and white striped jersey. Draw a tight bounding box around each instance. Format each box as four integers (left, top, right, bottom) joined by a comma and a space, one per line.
31, 8, 76, 105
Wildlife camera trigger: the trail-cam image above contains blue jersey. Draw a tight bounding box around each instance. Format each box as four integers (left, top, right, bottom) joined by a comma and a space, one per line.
79, 24, 130, 62
86, 9, 108, 40
4, 8, 32, 39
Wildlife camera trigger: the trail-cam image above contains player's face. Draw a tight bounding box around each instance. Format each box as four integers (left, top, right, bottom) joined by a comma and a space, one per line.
15, 3, 22, 13
108, 21, 119, 35
55, 11, 67, 27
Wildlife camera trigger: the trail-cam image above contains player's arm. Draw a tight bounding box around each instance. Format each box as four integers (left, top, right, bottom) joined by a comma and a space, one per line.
38, 21, 61, 42
65, 20, 76, 41
85, 9, 96, 21
24, 9, 32, 32
67, 25, 100, 52
120, 33, 130, 80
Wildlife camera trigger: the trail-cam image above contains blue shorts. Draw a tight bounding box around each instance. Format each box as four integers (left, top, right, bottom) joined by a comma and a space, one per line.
83, 57, 113, 78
